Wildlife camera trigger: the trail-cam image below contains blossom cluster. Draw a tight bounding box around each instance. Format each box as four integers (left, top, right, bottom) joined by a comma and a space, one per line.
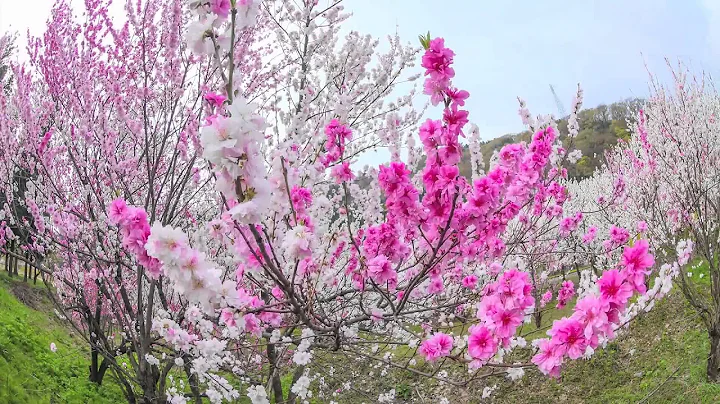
107, 199, 161, 278
200, 99, 270, 224
532, 240, 655, 376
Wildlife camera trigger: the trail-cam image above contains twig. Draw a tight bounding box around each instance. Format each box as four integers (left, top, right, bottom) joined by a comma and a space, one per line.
636, 367, 681, 404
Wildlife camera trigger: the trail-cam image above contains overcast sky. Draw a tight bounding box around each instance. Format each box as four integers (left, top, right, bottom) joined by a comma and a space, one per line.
2, 0, 719, 141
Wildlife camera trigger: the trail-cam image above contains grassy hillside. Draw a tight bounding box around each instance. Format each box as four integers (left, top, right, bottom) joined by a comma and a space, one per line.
0, 271, 123, 403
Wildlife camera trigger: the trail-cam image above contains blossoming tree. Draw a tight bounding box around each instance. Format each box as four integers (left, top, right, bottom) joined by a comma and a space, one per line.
0, 0, 696, 402
594, 66, 720, 381
0, 0, 270, 400
105, 1, 692, 402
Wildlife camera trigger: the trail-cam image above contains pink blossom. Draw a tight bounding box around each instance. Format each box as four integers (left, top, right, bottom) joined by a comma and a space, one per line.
220, 309, 236, 327
290, 186, 313, 213
572, 296, 610, 340
532, 339, 563, 377
322, 119, 353, 166
204, 91, 227, 108
636, 221, 648, 233
488, 262, 503, 275
427, 275, 445, 294
540, 290, 553, 308
462, 275, 478, 289
598, 269, 633, 305
271, 286, 285, 301
467, 325, 497, 362
210, 0, 232, 18
421, 38, 455, 82
582, 227, 597, 244
107, 198, 129, 225
497, 269, 528, 303
491, 307, 524, 339
366, 255, 397, 285
38, 131, 53, 154
242, 313, 262, 336
446, 87, 470, 107
609, 225, 630, 246
548, 318, 587, 359
418, 333, 453, 361
556, 280, 575, 309
620, 239, 654, 293
331, 162, 354, 183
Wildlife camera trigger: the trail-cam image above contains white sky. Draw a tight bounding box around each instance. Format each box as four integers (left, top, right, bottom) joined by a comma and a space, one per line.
1, 0, 56, 56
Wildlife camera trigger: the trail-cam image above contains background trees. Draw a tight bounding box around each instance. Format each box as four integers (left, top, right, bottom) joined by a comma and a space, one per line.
594, 66, 720, 381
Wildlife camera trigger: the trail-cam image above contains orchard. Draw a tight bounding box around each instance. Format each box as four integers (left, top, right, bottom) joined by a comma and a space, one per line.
0, 0, 716, 403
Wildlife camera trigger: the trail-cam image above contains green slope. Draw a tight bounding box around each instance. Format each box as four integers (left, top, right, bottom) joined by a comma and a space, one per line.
0, 271, 123, 403
494, 288, 720, 402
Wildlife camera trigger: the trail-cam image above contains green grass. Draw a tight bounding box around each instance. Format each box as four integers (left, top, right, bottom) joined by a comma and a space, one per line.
0, 271, 124, 403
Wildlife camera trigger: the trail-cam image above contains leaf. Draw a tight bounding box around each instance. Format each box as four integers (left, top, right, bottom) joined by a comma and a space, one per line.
419, 31, 431, 50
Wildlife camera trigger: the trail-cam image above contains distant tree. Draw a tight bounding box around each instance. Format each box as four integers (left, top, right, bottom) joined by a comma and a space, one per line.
468, 98, 644, 180
0, 33, 15, 93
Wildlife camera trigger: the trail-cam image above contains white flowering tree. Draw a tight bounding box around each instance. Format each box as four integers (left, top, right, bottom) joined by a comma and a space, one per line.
597, 65, 720, 381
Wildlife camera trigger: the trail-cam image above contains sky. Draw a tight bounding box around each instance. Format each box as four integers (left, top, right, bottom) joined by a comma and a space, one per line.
1, 0, 719, 141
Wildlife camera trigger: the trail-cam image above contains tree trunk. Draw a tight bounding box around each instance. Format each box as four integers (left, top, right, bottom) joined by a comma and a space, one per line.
33, 255, 42, 284
534, 310, 542, 329
119, 377, 138, 404
23, 251, 28, 282
138, 363, 162, 404
184, 363, 203, 404
97, 358, 110, 385
12, 246, 18, 276
139, 378, 159, 404
89, 347, 100, 383
708, 328, 720, 382
6, 240, 14, 275
89, 351, 110, 386
267, 343, 284, 403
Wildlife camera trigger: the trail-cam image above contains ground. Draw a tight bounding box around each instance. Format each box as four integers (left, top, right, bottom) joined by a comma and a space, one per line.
0, 271, 124, 403
0, 265, 719, 403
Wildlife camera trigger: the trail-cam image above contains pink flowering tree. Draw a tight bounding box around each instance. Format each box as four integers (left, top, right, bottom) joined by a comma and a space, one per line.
0, 0, 272, 401
0, 0, 423, 401
596, 65, 720, 381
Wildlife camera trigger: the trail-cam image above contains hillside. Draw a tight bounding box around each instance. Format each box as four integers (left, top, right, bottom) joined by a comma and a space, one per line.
0, 271, 123, 403
456, 98, 644, 180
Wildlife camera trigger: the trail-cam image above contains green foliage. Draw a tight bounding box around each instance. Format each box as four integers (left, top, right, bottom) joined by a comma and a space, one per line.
464, 98, 644, 180
418, 32, 431, 50
0, 271, 124, 403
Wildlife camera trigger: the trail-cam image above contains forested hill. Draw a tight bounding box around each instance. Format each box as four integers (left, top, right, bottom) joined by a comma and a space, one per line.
458, 98, 644, 179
